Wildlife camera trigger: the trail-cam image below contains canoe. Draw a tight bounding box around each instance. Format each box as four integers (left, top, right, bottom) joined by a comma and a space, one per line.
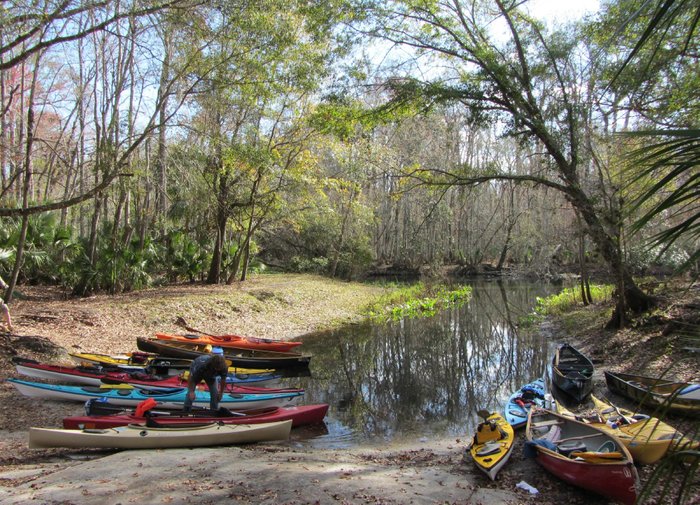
69, 352, 272, 376
555, 395, 693, 465
525, 408, 638, 505
155, 332, 302, 353
605, 370, 700, 417
503, 378, 547, 429
13, 357, 285, 389
468, 412, 514, 480
136, 337, 312, 370
63, 402, 329, 429
29, 419, 292, 449
551, 344, 593, 403
7, 378, 304, 409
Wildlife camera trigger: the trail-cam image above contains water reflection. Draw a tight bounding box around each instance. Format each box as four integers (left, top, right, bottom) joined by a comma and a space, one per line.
287, 280, 558, 448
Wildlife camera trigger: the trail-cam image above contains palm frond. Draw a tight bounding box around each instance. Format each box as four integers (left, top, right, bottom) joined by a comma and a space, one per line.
623, 129, 700, 271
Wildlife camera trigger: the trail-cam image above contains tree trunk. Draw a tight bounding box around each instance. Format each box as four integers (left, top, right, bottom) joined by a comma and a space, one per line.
155, 26, 171, 224
568, 186, 654, 316
6, 54, 40, 302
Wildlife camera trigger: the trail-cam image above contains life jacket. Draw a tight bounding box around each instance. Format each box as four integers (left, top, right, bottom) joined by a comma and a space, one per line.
135, 398, 158, 417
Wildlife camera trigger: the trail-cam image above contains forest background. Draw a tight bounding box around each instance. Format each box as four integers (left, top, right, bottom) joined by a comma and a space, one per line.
0, 0, 697, 320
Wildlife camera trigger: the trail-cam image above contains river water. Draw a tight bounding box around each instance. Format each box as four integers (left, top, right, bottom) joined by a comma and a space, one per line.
285, 280, 561, 448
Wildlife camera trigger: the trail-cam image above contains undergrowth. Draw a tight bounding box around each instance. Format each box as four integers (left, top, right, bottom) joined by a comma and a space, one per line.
520, 284, 614, 327
364, 283, 472, 323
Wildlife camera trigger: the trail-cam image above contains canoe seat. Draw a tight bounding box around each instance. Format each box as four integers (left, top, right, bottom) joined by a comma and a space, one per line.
557, 364, 590, 371
476, 441, 501, 456
533, 425, 561, 444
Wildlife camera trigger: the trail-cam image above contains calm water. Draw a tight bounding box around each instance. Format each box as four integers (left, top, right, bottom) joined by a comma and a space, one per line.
283, 280, 560, 448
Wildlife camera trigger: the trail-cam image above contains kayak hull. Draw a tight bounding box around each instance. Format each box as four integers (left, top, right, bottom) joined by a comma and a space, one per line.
155, 332, 302, 352
8, 378, 303, 409
63, 403, 329, 429
13, 357, 285, 389
137, 337, 311, 370
504, 378, 546, 429
469, 412, 514, 480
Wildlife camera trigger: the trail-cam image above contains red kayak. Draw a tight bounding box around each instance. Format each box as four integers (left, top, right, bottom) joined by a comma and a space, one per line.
63, 403, 328, 429
155, 332, 302, 352
12, 357, 294, 392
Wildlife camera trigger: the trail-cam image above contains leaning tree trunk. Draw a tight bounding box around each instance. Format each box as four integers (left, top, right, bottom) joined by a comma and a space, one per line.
568, 186, 654, 321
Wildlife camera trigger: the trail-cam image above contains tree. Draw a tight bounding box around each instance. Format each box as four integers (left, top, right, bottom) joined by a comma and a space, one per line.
361, 0, 654, 323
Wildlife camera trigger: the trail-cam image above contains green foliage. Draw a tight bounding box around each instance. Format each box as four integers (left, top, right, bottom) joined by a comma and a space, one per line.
626, 242, 691, 272
529, 284, 615, 318
624, 130, 700, 273
0, 214, 78, 283
165, 231, 210, 283
290, 256, 329, 274
365, 283, 472, 322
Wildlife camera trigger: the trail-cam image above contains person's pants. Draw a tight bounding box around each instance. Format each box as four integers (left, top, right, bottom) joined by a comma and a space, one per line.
183, 377, 221, 411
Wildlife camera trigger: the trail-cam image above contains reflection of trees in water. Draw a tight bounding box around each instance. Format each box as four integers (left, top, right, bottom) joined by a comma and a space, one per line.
301, 281, 556, 440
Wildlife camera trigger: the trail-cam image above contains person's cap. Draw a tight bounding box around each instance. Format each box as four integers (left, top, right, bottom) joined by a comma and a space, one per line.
211, 347, 224, 355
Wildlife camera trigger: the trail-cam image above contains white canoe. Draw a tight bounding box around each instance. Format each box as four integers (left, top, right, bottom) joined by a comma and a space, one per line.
29, 420, 292, 449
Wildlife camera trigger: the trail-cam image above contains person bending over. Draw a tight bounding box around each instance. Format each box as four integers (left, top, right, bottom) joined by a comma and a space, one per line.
183, 347, 228, 412
0, 276, 13, 332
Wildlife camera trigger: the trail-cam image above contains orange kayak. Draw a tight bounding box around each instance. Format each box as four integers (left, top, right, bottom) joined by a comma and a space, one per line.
155, 332, 302, 352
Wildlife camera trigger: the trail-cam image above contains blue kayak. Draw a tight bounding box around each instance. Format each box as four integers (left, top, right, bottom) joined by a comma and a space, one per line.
503, 378, 546, 429
7, 378, 303, 410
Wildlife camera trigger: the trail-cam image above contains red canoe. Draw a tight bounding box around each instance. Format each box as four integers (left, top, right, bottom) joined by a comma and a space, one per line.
155, 332, 302, 352
63, 403, 329, 429
525, 408, 639, 505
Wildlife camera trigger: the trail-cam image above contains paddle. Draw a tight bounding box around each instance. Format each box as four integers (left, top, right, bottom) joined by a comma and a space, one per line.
477, 409, 491, 421
175, 316, 216, 337
601, 396, 634, 425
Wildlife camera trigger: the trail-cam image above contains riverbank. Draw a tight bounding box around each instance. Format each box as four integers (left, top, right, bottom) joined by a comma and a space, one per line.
0, 274, 698, 504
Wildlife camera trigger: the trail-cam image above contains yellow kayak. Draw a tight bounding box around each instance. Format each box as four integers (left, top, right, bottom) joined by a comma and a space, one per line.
468, 411, 514, 480
556, 395, 697, 464
70, 352, 272, 375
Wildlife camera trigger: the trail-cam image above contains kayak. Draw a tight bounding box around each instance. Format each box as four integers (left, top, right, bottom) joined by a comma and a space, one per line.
155, 332, 302, 353
30, 419, 292, 449
69, 352, 273, 376
13, 356, 285, 389
551, 344, 594, 403
525, 408, 639, 505
136, 337, 312, 370
605, 370, 700, 417
556, 395, 699, 464
468, 412, 514, 480
8, 378, 304, 409
503, 378, 546, 429
63, 402, 329, 429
